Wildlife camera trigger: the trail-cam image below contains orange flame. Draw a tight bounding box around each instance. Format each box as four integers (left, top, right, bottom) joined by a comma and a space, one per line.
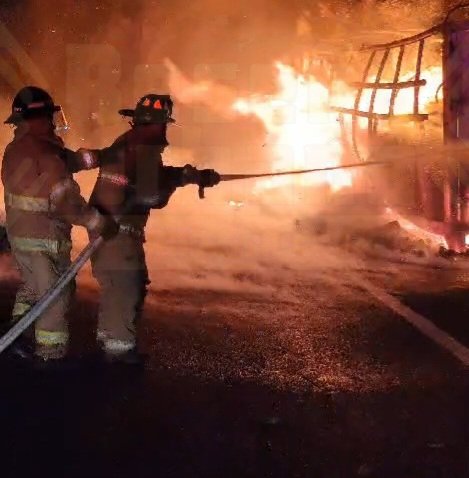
339, 66, 443, 115
233, 62, 353, 192
165, 58, 443, 194
233, 61, 443, 192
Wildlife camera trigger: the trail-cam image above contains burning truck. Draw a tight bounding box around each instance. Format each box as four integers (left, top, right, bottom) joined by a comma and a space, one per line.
218, 4, 469, 253
325, 3, 469, 252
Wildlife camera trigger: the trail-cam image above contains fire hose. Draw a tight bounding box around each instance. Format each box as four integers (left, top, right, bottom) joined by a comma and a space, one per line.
198, 159, 387, 198
0, 159, 386, 355
220, 160, 385, 181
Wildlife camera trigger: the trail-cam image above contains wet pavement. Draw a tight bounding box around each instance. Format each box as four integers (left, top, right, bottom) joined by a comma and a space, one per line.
1, 238, 469, 478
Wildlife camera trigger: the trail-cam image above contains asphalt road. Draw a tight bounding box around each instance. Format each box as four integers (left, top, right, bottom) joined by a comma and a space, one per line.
0, 235, 469, 478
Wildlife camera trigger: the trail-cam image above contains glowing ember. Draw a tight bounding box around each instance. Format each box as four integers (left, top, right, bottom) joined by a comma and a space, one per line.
228, 200, 245, 209
233, 62, 353, 192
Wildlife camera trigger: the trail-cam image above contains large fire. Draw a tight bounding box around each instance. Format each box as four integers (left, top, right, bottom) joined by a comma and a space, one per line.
233, 62, 352, 192
166, 57, 443, 193
232, 61, 443, 192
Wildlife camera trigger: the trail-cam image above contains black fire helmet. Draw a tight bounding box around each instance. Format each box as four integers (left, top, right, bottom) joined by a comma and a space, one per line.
118, 94, 175, 125
5, 86, 61, 125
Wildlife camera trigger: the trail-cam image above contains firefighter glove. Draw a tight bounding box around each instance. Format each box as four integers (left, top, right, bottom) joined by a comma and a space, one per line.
199, 169, 221, 188
86, 210, 120, 241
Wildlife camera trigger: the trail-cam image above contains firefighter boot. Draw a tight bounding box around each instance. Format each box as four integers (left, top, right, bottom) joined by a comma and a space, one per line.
33, 343, 80, 372
3, 325, 36, 364
95, 333, 146, 369
10, 335, 35, 361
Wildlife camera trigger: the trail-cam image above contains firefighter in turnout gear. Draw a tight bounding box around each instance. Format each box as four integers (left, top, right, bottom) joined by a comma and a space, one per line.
89, 94, 220, 365
1, 86, 118, 366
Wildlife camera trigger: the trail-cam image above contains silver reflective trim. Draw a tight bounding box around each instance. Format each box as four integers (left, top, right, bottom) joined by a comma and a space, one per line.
5, 192, 49, 212
12, 301, 31, 319
9, 236, 72, 255
119, 224, 145, 239
98, 172, 129, 187
36, 329, 69, 346
102, 338, 136, 353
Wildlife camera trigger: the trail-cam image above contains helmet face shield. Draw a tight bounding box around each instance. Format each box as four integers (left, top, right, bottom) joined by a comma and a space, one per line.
53, 108, 69, 133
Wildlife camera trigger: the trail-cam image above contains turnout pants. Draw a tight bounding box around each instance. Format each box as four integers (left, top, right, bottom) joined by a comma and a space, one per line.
11, 245, 73, 358
91, 233, 148, 355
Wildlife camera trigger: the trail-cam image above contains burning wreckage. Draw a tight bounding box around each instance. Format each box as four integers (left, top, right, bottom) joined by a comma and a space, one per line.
221, 3, 469, 256
2, 7, 469, 261
328, 4, 469, 254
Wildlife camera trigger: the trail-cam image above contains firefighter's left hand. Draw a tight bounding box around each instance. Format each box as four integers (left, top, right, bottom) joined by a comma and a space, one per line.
199, 169, 221, 188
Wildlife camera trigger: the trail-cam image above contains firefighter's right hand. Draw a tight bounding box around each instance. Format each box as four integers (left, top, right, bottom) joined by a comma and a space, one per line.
86, 210, 120, 241
181, 165, 221, 188
199, 169, 221, 188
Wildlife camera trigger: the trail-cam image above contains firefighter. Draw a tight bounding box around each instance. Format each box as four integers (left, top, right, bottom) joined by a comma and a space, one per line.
89, 94, 220, 365
1, 86, 118, 366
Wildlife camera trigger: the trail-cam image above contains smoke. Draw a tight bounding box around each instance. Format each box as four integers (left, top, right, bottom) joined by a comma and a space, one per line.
164, 58, 238, 119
